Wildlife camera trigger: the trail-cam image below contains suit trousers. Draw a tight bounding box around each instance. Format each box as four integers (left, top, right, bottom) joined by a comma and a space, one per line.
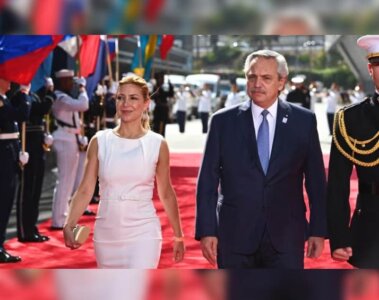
199, 112, 209, 133
217, 226, 304, 269
51, 140, 79, 227
176, 110, 186, 133
17, 131, 46, 239
327, 113, 335, 135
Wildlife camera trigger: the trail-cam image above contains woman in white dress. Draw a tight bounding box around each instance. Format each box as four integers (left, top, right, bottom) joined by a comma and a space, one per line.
63, 75, 185, 268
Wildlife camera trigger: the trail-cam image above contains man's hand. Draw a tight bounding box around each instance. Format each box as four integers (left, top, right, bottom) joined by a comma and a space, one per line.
332, 247, 353, 261
200, 236, 218, 266
306, 236, 325, 258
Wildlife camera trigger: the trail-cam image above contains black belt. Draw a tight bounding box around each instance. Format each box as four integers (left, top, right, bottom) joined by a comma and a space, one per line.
26, 125, 44, 132
359, 181, 379, 196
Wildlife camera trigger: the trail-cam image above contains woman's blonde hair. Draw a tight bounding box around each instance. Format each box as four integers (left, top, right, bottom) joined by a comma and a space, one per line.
118, 75, 151, 130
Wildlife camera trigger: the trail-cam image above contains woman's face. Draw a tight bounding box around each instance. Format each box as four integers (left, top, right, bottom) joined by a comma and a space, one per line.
116, 83, 150, 124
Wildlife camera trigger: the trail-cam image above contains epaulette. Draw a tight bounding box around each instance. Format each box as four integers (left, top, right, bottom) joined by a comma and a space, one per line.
339, 97, 369, 113
333, 98, 379, 167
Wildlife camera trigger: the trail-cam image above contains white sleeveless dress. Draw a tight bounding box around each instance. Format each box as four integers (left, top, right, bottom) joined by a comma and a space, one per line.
93, 129, 163, 268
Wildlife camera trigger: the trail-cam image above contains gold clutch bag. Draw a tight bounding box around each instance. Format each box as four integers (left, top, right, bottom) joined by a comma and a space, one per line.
73, 225, 90, 244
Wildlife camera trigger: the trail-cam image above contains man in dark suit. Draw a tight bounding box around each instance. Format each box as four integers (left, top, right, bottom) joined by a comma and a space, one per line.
195, 50, 327, 269
327, 35, 379, 268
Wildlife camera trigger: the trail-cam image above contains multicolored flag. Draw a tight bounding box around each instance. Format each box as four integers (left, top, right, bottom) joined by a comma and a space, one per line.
0, 35, 63, 84
79, 35, 101, 77
131, 35, 159, 80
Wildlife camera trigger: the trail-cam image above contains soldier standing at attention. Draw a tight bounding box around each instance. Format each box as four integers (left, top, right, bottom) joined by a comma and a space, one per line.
286, 76, 311, 109
151, 72, 174, 137
0, 78, 30, 262
51, 70, 89, 229
328, 35, 379, 268
16, 79, 55, 242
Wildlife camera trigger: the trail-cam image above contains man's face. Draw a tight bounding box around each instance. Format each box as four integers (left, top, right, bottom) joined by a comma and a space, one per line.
0, 78, 10, 94
246, 57, 286, 108
59, 77, 74, 92
368, 62, 379, 90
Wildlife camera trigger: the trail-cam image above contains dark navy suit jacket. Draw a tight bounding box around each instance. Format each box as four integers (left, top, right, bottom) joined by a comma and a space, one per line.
195, 99, 327, 255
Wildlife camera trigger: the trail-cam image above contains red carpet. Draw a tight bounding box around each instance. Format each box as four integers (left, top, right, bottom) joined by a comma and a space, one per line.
0, 269, 223, 300
1, 154, 356, 269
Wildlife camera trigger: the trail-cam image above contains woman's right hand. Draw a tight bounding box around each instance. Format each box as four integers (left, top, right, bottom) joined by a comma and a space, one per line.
63, 225, 81, 250
332, 247, 353, 261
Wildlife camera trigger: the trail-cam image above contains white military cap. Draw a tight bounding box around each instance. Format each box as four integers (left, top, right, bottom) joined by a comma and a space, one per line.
291, 76, 305, 84
45, 77, 54, 87
357, 35, 379, 63
55, 69, 74, 78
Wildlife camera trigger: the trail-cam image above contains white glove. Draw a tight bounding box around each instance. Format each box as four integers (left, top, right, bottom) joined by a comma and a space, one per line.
108, 82, 118, 95
19, 151, 29, 166
78, 135, 88, 147
44, 133, 54, 146
75, 77, 86, 87
95, 84, 105, 96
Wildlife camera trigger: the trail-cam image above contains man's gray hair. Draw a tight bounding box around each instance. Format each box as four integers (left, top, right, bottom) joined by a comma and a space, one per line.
244, 50, 289, 78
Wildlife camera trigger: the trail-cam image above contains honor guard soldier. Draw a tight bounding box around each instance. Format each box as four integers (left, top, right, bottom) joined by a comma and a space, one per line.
51, 69, 89, 229
104, 76, 118, 129
286, 76, 311, 109
72, 79, 99, 215
328, 35, 379, 268
0, 78, 30, 263
17, 79, 55, 242
151, 72, 174, 137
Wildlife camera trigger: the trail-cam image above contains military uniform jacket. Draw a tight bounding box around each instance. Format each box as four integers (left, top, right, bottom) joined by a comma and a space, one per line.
327, 95, 379, 267
51, 89, 89, 143
0, 93, 30, 134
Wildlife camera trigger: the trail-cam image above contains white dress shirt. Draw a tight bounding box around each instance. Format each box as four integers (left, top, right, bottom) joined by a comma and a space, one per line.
326, 90, 339, 114
251, 100, 278, 157
198, 90, 212, 113
176, 90, 190, 112
225, 92, 243, 108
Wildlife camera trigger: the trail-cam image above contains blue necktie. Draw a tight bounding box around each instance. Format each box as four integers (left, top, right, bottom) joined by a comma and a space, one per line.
257, 110, 269, 174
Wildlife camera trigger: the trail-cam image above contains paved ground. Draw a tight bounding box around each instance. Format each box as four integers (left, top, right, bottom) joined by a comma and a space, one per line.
6, 99, 336, 240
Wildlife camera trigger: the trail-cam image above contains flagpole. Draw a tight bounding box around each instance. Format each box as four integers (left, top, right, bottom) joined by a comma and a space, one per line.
115, 37, 119, 81
137, 35, 142, 69
104, 35, 113, 82
76, 35, 86, 150
76, 36, 81, 77
103, 35, 116, 129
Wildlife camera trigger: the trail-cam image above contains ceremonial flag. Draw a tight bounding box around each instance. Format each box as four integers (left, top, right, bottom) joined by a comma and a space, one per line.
79, 35, 101, 77
31, 52, 54, 92
0, 35, 63, 84
160, 35, 174, 60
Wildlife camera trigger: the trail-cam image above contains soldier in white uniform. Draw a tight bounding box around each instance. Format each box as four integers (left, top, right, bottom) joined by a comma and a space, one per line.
198, 84, 212, 133
51, 69, 89, 229
224, 82, 244, 108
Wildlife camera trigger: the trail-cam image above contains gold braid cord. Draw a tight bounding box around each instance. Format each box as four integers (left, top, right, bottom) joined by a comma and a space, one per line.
332, 110, 379, 167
